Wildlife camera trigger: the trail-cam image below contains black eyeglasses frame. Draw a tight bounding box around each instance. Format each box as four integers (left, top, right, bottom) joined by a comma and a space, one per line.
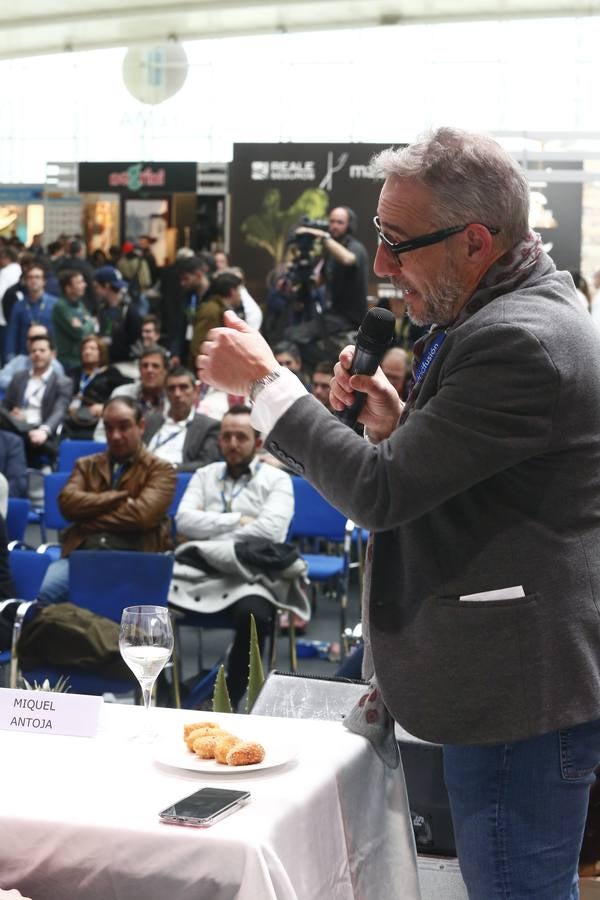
373, 215, 500, 256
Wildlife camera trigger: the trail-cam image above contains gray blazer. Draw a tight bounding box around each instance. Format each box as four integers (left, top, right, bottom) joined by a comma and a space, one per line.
143, 411, 221, 472
3, 368, 73, 436
267, 253, 600, 745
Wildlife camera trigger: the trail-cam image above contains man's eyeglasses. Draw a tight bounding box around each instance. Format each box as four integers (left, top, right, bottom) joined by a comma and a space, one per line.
373, 215, 499, 257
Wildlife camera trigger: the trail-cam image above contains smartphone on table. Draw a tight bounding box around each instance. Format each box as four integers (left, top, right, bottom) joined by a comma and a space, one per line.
159, 787, 251, 828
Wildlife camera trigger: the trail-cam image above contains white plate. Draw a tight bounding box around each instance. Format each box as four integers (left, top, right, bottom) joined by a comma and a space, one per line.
154, 735, 296, 774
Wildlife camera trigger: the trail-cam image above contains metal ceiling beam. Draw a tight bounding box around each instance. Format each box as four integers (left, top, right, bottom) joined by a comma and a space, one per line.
1, 2, 600, 61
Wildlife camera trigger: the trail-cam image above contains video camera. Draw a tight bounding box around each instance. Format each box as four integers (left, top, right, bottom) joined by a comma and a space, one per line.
285, 216, 329, 297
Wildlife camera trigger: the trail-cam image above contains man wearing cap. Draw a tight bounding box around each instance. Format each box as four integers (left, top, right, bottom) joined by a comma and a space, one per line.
94, 266, 142, 364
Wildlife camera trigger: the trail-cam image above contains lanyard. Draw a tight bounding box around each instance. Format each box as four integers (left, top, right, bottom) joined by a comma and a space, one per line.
220, 463, 261, 512
413, 331, 447, 384
27, 298, 47, 323
186, 293, 198, 322
79, 369, 99, 394
150, 420, 190, 452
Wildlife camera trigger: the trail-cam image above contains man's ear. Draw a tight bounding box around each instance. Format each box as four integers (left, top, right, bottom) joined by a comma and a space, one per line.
464, 224, 493, 261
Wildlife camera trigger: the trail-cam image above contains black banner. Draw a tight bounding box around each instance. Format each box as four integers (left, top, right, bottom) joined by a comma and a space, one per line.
230, 143, 395, 303
78, 162, 197, 195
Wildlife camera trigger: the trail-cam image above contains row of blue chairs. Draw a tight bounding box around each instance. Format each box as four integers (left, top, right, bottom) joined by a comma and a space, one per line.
1, 548, 175, 700
4, 439, 358, 702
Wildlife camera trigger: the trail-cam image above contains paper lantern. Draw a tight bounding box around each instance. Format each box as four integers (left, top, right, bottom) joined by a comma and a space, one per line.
122, 41, 188, 105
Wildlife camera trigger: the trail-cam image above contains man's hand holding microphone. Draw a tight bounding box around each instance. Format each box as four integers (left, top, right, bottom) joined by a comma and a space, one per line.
197, 308, 403, 442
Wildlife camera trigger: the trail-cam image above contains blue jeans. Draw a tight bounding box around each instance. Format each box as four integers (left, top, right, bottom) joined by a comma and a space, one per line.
443, 717, 600, 899
37, 558, 70, 604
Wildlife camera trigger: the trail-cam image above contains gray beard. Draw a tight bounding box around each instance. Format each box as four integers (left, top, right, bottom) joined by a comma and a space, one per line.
401, 266, 465, 328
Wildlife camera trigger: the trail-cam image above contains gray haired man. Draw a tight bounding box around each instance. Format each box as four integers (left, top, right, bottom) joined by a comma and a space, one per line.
198, 128, 600, 899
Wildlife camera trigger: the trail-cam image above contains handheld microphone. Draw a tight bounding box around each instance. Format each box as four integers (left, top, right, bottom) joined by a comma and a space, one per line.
335, 307, 396, 429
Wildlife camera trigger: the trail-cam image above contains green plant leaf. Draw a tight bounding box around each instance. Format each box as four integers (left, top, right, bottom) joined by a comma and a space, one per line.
241, 187, 329, 263
246, 613, 265, 713
212, 664, 233, 714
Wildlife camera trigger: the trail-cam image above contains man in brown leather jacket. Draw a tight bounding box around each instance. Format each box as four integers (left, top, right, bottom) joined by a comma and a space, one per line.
38, 395, 176, 603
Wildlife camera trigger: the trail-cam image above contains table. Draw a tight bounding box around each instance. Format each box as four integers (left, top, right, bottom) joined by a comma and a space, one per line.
0, 704, 420, 900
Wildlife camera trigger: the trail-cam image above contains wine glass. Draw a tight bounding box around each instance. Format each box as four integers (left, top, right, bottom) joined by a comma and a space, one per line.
119, 605, 174, 741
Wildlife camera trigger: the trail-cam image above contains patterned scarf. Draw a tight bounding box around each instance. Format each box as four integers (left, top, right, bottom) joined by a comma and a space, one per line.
403, 230, 549, 418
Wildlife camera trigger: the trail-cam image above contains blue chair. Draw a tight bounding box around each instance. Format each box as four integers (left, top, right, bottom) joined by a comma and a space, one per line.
288, 476, 352, 659
6, 497, 31, 544
57, 440, 107, 472
169, 472, 193, 521
37, 472, 71, 560
9, 549, 53, 600
20, 550, 176, 700
1, 549, 53, 686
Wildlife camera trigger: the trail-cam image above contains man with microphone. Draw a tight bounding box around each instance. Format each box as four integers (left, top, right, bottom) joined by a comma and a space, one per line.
198, 127, 600, 900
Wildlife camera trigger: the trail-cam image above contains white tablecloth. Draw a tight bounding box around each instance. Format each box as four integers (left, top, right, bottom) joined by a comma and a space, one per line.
0, 704, 420, 900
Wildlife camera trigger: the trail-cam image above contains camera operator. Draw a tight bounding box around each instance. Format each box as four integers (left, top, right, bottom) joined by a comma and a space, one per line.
283, 208, 368, 363
296, 206, 368, 331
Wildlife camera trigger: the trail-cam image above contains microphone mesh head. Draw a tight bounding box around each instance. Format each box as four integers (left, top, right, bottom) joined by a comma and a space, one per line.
359, 307, 396, 344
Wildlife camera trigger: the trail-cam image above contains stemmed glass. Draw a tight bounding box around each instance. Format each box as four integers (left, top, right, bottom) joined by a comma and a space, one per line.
119, 605, 174, 741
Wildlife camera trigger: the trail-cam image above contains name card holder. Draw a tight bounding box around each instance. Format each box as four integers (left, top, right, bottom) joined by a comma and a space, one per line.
0, 687, 103, 738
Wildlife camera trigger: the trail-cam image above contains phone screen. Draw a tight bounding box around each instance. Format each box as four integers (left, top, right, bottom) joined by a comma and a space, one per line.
160, 787, 250, 823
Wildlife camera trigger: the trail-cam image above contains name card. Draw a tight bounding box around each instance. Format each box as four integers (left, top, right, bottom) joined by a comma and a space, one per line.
0, 688, 103, 738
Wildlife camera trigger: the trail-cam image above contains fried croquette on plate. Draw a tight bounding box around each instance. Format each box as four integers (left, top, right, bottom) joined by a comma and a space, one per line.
226, 742, 265, 766
213, 734, 241, 764
183, 721, 220, 740
185, 726, 227, 751
192, 734, 219, 759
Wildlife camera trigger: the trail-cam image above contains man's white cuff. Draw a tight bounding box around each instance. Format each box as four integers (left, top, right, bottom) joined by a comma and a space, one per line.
250, 366, 307, 436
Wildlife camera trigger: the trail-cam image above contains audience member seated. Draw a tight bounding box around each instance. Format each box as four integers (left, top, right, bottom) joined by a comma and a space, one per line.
273, 340, 310, 389
0, 431, 28, 498
0, 323, 64, 392
63, 335, 133, 440
94, 266, 142, 364
144, 366, 220, 471
52, 269, 96, 372
94, 344, 169, 441
5, 264, 57, 360
174, 405, 294, 707
0, 334, 72, 467
37, 396, 176, 604
381, 346, 409, 401
311, 361, 335, 410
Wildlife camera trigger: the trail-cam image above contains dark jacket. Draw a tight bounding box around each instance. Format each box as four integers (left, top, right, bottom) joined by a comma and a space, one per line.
3, 368, 73, 435
52, 297, 96, 370
0, 431, 27, 496
143, 411, 221, 472
267, 252, 600, 746
59, 445, 176, 557
97, 300, 142, 363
